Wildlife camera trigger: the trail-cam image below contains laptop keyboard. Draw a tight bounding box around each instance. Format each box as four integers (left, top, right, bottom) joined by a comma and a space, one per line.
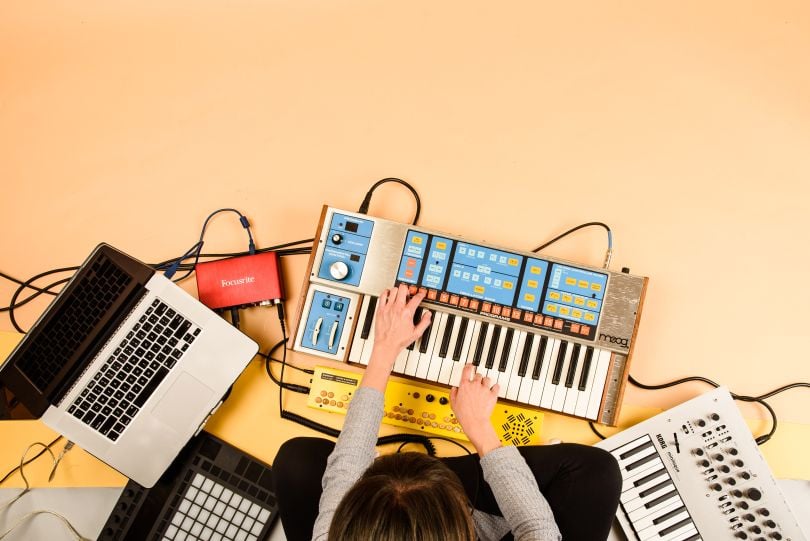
68, 298, 201, 441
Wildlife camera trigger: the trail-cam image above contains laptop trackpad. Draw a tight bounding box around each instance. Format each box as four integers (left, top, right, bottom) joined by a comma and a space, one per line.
152, 372, 215, 434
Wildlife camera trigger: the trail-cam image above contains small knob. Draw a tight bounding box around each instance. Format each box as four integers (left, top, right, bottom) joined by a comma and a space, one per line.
694, 448, 705, 456
741, 472, 751, 480
425, 394, 435, 403
764, 520, 776, 528
697, 419, 707, 427
743, 514, 755, 522
700, 459, 710, 467
720, 465, 731, 473
738, 501, 749, 510
770, 533, 782, 540
715, 454, 725, 461
747, 488, 762, 501
735, 533, 748, 539
710, 413, 721, 421
728, 448, 739, 455
331, 233, 343, 245
439, 396, 449, 405
711, 483, 722, 491
750, 525, 761, 534
734, 459, 745, 467
329, 261, 350, 280
731, 489, 743, 497
758, 508, 770, 516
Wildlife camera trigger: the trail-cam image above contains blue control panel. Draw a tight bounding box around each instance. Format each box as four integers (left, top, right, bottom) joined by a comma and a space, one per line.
301, 290, 352, 355
317, 213, 374, 286
395, 229, 609, 339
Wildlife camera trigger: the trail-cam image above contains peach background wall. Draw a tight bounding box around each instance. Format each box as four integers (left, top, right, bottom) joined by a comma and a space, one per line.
1, 1, 809, 476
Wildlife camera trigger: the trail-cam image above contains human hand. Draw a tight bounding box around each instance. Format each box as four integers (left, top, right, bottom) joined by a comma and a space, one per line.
362, 284, 431, 392
450, 364, 502, 456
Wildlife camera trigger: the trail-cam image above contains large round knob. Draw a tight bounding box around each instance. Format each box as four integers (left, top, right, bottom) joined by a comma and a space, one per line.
329, 261, 349, 280
747, 488, 763, 501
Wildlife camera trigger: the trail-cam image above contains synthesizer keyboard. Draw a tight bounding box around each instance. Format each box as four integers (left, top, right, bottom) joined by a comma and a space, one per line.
595, 387, 806, 541
292, 206, 648, 425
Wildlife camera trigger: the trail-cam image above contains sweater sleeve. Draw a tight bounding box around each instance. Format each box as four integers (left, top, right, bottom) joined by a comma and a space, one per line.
479, 445, 562, 541
311, 386, 384, 541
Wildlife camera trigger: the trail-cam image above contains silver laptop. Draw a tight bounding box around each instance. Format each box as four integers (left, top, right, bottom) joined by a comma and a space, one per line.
0, 244, 258, 487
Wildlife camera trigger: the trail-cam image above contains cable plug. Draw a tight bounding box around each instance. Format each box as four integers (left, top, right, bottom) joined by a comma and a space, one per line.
48, 441, 74, 482
357, 192, 372, 215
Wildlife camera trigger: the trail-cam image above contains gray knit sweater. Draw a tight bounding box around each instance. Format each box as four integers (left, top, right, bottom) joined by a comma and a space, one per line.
311, 387, 562, 540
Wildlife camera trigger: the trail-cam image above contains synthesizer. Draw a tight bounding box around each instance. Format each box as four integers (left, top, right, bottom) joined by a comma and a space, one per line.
307, 364, 543, 445
595, 387, 806, 541
292, 206, 648, 425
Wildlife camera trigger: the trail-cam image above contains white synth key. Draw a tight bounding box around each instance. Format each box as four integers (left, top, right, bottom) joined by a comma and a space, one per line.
574, 347, 598, 418
531, 337, 556, 408
621, 463, 669, 499
414, 312, 442, 379
515, 334, 540, 404
622, 475, 675, 512
464, 320, 483, 366
627, 495, 683, 528
392, 347, 410, 375
357, 304, 378, 366
636, 505, 689, 540
496, 329, 521, 398
562, 345, 587, 414
424, 313, 448, 382
538, 338, 561, 410
403, 308, 431, 376
348, 296, 372, 364
436, 316, 461, 385
656, 523, 697, 541
621, 458, 665, 494
550, 341, 573, 412
505, 331, 527, 401
448, 320, 475, 388
585, 349, 613, 421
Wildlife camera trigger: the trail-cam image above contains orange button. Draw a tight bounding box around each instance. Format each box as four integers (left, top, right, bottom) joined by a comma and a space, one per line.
491, 305, 501, 315
511, 309, 521, 319
570, 323, 580, 334
427, 290, 438, 300
469, 299, 480, 311
554, 319, 564, 330
419, 287, 427, 296
524, 312, 534, 323
482, 302, 492, 313
580, 325, 590, 336
406, 258, 416, 267
501, 307, 511, 318
459, 297, 469, 308
544, 316, 554, 326
408, 285, 417, 294
449, 295, 459, 306
405, 269, 414, 278
439, 292, 450, 303
534, 314, 544, 325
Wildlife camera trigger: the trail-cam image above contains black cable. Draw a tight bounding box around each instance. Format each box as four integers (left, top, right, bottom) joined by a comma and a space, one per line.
588, 421, 607, 440
357, 178, 422, 225
258, 351, 313, 375
7, 267, 80, 333
0, 435, 63, 486
532, 222, 612, 253
0, 277, 71, 313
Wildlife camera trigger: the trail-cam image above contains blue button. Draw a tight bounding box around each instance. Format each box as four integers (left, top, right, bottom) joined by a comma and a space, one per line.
321, 299, 332, 309
334, 302, 345, 311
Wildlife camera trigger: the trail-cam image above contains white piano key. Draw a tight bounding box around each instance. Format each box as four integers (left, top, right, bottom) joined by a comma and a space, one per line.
621, 467, 670, 501
496, 330, 521, 398
414, 313, 443, 379
621, 458, 666, 494
585, 349, 613, 420
464, 320, 483, 366
449, 320, 477, 388
562, 344, 587, 414
637, 506, 689, 540
627, 495, 683, 528
516, 333, 541, 404
505, 331, 527, 400
574, 347, 599, 418
656, 522, 697, 541
550, 342, 573, 412
532, 337, 557, 408
358, 318, 376, 366
392, 347, 410, 374
436, 316, 461, 385
622, 478, 676, 512
348, 296, 372, 364
424, 313, 449, 381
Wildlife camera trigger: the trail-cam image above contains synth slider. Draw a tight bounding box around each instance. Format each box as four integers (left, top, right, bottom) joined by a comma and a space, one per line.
307, 365, 543, 445
292, 206, 648, 425
595, 387, 806, 541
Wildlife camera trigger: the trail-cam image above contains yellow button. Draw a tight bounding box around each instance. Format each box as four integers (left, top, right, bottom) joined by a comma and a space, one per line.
572, 309, 582, 318
527, 279, 538, 289
562, 293, 573, 303
473, 285, 485, 294
508, 258, 518, 266
559, 306, 571, 316
591, 283, 602, 292
578, 280, 589, 288
549, 291, 561, 300
413, 236, 423, 245
530, 266, 542, 275
436, 241, 447, 250
524, 293, 535, 302
565, 277, 577, 285
587, 300, 598, 309
503, 281, 513, 290
585, 313, 595, 321
546, 303, 557, 313
574, 297, 585, 306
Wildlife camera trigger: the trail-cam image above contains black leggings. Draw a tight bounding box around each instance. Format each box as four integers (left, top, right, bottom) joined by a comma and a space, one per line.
273, 438, 622, 541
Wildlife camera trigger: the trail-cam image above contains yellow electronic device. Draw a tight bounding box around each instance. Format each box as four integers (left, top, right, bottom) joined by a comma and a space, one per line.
308, 365, 544, 446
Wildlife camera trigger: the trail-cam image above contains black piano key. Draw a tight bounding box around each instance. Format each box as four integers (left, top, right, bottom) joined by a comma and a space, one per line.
473, 323, 489, 366
652, 505, 687, 525
485, 326, 502, 370
551, 341, 568, 385
531, 336, 548, 380
419, 316, 434, 354
639, 478, 673, 498
452, 318, 469, 361
361, 296, 377, 340
682, 534, 701, 541
621, 439, 654, 460
498, 328, 514, 372
626, 451, 658, 471
517, 333, 534, 377
407, 307, 423, 351
643, 488, 677, 509
658, 517, 692, 536
438, 314, 455, 358
565, 343, 581, 388
633, 467, 667, 488
578, 347, 594, 391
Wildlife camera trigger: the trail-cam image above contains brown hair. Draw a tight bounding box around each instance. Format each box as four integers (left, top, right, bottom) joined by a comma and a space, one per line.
327, 452, 476, 541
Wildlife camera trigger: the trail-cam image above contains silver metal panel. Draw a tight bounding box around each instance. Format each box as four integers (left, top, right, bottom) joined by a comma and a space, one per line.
596, 272, 645, 352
